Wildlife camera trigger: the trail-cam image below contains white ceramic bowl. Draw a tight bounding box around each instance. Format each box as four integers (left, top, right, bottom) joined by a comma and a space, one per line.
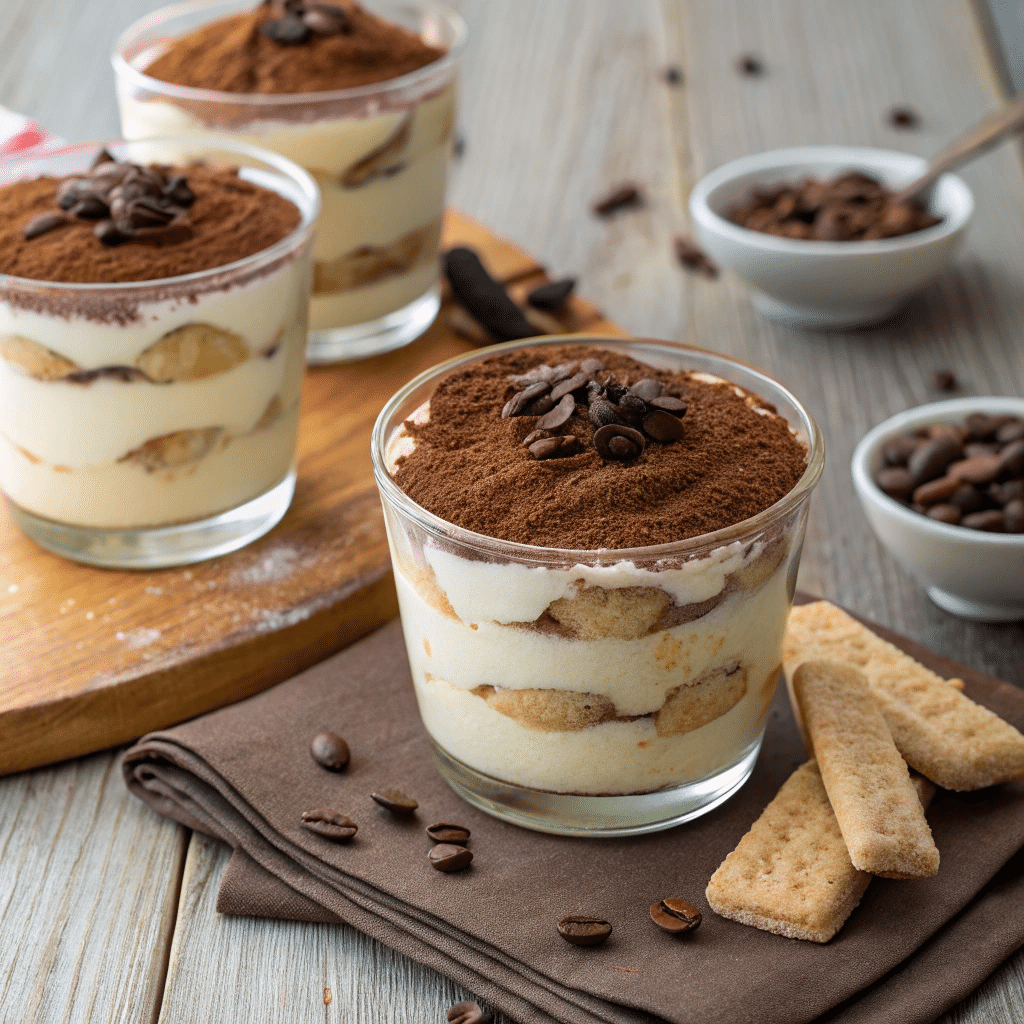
851, 397, 1024, 622
689, 146, 974, 330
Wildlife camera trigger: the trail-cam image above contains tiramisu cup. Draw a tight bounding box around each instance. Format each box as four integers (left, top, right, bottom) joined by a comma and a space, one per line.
0, 138, 318, 568
372, 338, 823, 836
113, 0, 466, 364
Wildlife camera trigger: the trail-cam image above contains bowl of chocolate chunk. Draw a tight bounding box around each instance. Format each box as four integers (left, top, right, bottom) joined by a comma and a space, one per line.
852, 397, 1024, 622
689, 146, 973, 330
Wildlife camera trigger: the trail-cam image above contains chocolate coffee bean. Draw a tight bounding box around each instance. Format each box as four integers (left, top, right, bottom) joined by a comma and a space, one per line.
550, 371, 590, 402
557, 916, 612, 947
502, 381, 551, 419
371, 789, 418, 816
527, 278, 576, 312
643, 409, 686, 442
875, 466, 914, 500
649, 897, 702, 934
426, 822, 471, 844
594, 424, 646, 462
429, 844, 473, 872
629, 378, 665, 402
22, 211, 70, 240
962, 510, 1005, 532
536, 394, 575, 431
301, 808, 358, 841
907, 435, 963, 486
447, 1001, 485, 1024
926, 503, 961, 525
649, 395, 688, 415
529, 435, 579, 460
1005, 498, 1024, 533
310, 730, 350, 772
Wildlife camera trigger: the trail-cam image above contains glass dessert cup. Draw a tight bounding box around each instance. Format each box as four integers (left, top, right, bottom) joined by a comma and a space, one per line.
0, 137, 319, 569
113, 0, 466, 365
372, 336, 824, 836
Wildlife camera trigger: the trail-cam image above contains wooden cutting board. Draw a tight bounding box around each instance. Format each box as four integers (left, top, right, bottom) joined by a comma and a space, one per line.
0, 210, 625, 776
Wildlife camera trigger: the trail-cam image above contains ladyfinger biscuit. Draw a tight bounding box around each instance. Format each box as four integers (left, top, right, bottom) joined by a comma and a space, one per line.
792, 660, 938, 878
785, 602, 1024, 790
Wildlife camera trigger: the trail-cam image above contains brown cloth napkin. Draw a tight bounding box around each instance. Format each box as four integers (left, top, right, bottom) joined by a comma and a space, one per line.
123, 604, 1024, 1024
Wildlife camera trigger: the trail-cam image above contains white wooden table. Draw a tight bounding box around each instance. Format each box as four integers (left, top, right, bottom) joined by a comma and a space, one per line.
1, 1, 1023, 1021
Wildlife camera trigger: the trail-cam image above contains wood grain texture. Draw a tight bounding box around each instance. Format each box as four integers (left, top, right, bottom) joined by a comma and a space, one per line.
157, 834, 514, 1024
0, 750, 188, 1023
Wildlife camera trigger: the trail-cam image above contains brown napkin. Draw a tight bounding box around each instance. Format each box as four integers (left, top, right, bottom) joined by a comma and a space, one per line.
123, 606, 1024, 1024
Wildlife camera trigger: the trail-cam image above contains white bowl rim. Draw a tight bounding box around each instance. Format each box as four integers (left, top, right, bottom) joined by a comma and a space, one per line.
689, 145, 974, 256
851, 396, 1024, 546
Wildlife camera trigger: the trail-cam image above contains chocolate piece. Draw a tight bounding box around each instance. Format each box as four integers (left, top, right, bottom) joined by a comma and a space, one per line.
529, 435, 579, 460
536, 394, 576, 431
371, 789, 418, 816
649, 395, 687, 415
594, 423, 646, 462
674, 236, 718, 278
557, 916, 612, 947
444, 247, 535, 342
429, 843, 473, 872
550, 372, 590, 402
502, 381, 551, 419
629, 378, 664, 402
310, 730, 350, 771
649, 897, 702, 934
592, 183, 643, 217
526, 277, 576, 312
643, 409, 686, 442
300, 808, 358, 841
22, 212, 71, 240
425, 823, 470, 844
447, 1002, 485, 1024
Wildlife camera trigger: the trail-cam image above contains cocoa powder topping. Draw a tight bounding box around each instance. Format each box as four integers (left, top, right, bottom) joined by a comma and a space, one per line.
144, 1, 445, 95
0, 163, 301, 284
392, 345, 809, 549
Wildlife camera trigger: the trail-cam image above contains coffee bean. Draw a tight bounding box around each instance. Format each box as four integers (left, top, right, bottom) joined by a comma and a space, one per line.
588, 398, 621, 429
875, 466, 914, 500
302, 2, 353, 35
736, 53, 765, 76
964, 442, 1001, 460
429, 844, 473, 872
1005, 498, 1024, 533
907, 434, 963, 486
649, 395, 688, 415
889, 105, 919, 129
594, 424, 646, 462
529, 435, 579, 460
371, 789, 418, 816
962, 510, 1005, 532
527, 278, 576, 312
94, 219, 129, 246
931, 368, 957, 391
22, 211, 71, 240
310, 730, 350, 772
964, 412, 1003, 441
426, 823, 470, 844
649, 898, 702, 934
629, 378, 664, 402
882, 434, 921, 466
550, 372, 590, 402
301, 808, 358, 841
926, 503, 961, 525
674, 236, 718, 278
949, 483, 984, 512
662, 64, 684, 86
999, 440, 1024, 477
536, 394, 575, 431
522, 428, 552, 448
993, 479, 1024, 506
447, 1001, 485, 1024
643, 409, 686, 442
260, 13, 312, 43
996, 419, 1024, 445
912, 474, 959, 506
927, 422, 964, 440
502, 381, 551, 419
948, 454, 1002, 486
557, 916, 612, 947
579, 358, 604, 376
592, 183, 643, 217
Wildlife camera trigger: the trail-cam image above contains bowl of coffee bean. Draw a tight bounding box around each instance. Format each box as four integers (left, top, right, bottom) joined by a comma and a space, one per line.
689, 146, 973, 330
852, 398, 1024, 621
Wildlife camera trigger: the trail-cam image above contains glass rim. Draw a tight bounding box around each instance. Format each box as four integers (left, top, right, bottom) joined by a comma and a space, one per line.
371, 335, 826, 563
112, 0, 468, 108
0, 135, 321, 294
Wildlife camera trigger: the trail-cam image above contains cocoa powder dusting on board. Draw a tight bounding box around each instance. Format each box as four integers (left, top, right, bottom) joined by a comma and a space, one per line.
0, 165, 300, 284
392, 345, 808, 549
144, 2, 445, 95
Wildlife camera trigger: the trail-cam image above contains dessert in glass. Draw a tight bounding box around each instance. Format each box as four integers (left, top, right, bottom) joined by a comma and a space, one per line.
113, 0, 466, 364
0, 138, 319, 569
372, 337, 824, 836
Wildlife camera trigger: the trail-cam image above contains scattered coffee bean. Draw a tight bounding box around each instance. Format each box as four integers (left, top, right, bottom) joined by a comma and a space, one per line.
907, 434, 963, 486
557, 916, 612, 947
522, 428, 553, 448
536, 394, 576, 431
429, 843, 473, 872
629, 378, 664, 402
22, 211, 71, 240
447, 1001, 485, 1024
302, 2, 353, 35
445, 247, 535, 342
594, 423, 646, 462
674, 236, 718, 278
452, 134, 466, 159
529, 435, 579, 460
371, 789, 418, 816
889, 105, 920, 129
1005, 498, 1024, 533
426, 823, 471, 844
592, 182, 643, 217
502, 381, 551, 419
643, 409, 686, 442
736, 53, 765, 76
931, 368, 957, 391
260, 12, 312, 43
550, 371, 590, 402
649, 395, 687, 415
649, 897, 702, 934
301, 808, 358, 841
526, 277, 576, 312
875, 466, 914, 500
961, 509, 1005, 532
662, 64, 684, 86
311, 730, 350, 772
926, 503, 961, 525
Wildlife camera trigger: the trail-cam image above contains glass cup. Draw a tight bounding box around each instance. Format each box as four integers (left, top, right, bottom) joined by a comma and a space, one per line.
0, 137, 319, 569
372, 337, 824, 836
113, 0, 467, 365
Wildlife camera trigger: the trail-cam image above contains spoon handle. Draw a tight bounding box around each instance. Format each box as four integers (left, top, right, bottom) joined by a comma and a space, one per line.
890, 96, 1024, 205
